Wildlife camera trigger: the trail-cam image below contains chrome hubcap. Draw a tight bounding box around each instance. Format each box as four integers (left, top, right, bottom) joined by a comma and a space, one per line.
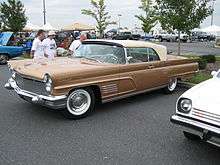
0, 55, 7, 62
67, 89, 91, 116
168, 78, 177, 91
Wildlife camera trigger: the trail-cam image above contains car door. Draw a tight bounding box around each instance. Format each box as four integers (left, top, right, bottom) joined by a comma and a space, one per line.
118, 47, 168, 95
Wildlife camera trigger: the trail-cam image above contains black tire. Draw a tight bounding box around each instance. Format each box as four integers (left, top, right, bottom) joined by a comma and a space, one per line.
62, 88, 95, 119
175, 37, 179, 42
164, 78, 178, 94
0, 55, 8, 65
159, 37, 163, 42
183, 131, 201, 141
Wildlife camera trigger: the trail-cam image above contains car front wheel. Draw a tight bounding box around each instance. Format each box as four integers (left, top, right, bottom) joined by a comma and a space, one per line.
0, 55, 8, 65
164, 78, 178, 94
62, 88, 95, 119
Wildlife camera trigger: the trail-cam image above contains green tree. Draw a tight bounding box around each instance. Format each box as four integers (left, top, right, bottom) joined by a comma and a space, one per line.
82, 0, 115, 38
156, 0, 213, 55
0, 0, 27, 32
135, 0, 157, 34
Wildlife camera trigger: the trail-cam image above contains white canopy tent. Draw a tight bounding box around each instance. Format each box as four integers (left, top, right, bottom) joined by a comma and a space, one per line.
201, 25, 220, 36
41, 23, 58, 31
62, 22, 95, 31
23, 22, 41, 31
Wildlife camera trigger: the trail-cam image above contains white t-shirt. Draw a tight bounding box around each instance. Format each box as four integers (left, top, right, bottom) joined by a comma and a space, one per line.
31, 38, 45, 59
42, 38, 57, 59
69, 40, 81, 55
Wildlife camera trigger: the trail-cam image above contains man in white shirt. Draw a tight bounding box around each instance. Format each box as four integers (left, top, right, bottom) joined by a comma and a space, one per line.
42, 31, 57, 59
69, 33, 87, 55
31, 30, 46, 59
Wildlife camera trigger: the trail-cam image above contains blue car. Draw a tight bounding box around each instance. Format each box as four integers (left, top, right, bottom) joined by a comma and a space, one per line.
0, 32, 31, 65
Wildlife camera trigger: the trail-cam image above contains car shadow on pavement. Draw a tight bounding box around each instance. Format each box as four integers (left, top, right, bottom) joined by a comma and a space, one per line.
95, 87, 186, 115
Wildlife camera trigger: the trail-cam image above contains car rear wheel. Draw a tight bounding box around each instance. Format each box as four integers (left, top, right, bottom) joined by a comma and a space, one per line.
159, 37, 163, 42
0, 55, 8, 65
62, 88, 95, 119
183, 131, 201, 141
164, 78, 178, 94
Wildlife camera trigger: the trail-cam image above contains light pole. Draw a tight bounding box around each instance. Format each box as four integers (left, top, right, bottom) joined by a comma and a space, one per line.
118, 14, 122, 33
211, 0, 216, 26
43, 0, 46, 25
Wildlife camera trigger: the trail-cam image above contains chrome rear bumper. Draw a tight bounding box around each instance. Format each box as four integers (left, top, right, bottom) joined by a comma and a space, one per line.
5, 78, 67, 109
171, 114, 220, 147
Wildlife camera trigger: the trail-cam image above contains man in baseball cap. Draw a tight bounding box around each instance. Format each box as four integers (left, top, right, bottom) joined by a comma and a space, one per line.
42, 31, 57, 59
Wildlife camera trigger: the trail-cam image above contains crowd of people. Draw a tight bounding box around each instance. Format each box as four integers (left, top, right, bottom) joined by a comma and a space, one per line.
31, 29, 88, 60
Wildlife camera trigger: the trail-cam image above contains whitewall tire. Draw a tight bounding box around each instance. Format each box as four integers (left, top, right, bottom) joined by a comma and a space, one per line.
164, 78, 178, 94
62, 88, 95, 119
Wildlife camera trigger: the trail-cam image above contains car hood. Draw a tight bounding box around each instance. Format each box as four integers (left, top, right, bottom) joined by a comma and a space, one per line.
181, 78, 220, 115
9, 57, 116, 81
0, 32, 13, 46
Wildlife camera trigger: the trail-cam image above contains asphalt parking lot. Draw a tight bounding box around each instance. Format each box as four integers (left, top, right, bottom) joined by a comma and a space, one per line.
161, 41, 220, 56
0, 65, 219, 165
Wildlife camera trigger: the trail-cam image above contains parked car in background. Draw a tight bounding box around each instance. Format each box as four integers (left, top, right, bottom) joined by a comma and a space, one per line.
0, 32, 31, 65
179, 33, 189, 42
105, 29, 117, 39
155, 31, 189, 42
112, 31, 141, 40
154, 32, 177, 42
5, 40, 198, 119
191, 31, 210, 41
141, 34, 154, 41
207, 33, 216, 41
171, 70, 220, 146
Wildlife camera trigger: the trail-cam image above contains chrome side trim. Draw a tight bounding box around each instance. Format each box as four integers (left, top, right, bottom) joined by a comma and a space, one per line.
102, 85, 167, 103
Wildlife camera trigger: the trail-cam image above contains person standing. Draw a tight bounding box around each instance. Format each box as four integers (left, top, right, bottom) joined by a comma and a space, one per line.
31, 30, 46, 59
69, 33, 87, 55
42, 31, 57, 60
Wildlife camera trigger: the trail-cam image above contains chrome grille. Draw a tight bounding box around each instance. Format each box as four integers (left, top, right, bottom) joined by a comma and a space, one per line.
15, 73, 47, 95
192, 108, 220, 126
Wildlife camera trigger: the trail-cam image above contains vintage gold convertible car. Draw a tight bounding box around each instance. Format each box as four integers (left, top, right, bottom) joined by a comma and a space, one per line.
5, 40, 198, 119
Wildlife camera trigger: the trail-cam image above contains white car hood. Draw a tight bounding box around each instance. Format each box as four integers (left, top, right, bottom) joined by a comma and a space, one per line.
182, 78, 220, 115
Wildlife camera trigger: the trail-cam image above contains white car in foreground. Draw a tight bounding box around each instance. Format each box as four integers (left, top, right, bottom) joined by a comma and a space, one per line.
171, 70, 220, 146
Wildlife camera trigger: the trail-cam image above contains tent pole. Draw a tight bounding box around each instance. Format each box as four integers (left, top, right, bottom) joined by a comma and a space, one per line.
43, 0, 46, 25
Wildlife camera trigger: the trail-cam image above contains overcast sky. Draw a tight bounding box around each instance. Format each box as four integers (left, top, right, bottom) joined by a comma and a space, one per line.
2, 0, 220, 29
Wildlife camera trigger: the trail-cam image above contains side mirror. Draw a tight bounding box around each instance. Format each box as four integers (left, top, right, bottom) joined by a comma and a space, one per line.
211, 71, 217, 77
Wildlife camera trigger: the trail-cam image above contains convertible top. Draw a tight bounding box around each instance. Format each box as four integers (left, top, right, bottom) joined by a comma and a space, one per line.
83, 39, 168, 61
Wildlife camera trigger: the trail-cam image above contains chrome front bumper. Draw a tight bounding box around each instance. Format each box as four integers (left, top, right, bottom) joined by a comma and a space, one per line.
5, 78, 67, 109
171, 114, 220, 146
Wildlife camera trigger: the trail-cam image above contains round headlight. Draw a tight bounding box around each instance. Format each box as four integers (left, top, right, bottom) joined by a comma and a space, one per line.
43, 74, 53, 93
43, 75, 49, 83
178, 98, 192, 113
46, 84, 52, 92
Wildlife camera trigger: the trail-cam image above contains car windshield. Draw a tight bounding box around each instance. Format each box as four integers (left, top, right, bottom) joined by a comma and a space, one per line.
75, 44, 126, 64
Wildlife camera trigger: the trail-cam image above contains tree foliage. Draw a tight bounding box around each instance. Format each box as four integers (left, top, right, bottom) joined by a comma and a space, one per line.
81, 0, 115, 38
0, 0, 27, 32
155, 0, 213, 33
155, 0, 213, 55
135, 0, 157, 33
